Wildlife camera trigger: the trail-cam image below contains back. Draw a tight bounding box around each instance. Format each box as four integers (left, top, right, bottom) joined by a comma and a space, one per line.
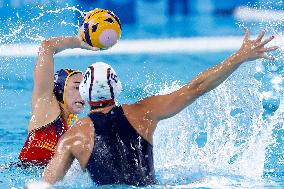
86, 106, 156, 186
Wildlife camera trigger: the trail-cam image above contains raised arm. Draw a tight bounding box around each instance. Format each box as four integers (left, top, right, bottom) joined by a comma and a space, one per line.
139, 29, 278, 122
32, 37, 95, 103
29, 37, 98, 130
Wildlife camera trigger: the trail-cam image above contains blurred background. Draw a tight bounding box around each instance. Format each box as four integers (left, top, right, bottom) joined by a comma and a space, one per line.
0, 0, 282, 41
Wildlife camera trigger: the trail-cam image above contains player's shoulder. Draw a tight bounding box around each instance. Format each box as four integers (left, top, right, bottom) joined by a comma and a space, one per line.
75, 116, 93, 127
66, 116, 94, 137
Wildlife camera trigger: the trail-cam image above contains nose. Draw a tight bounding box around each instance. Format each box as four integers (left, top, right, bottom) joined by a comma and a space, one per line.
76, 88, 84, 101
78, 93, 85, 102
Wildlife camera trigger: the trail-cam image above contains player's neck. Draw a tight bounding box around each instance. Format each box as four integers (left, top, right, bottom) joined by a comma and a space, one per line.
89, 104, 116, 114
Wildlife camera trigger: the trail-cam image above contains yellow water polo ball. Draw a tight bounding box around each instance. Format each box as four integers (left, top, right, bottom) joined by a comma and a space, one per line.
80, 8, 122, 49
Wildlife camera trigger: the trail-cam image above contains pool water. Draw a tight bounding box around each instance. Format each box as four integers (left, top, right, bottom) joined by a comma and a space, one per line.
0, 51, 284, 188
1, 2, 284, 189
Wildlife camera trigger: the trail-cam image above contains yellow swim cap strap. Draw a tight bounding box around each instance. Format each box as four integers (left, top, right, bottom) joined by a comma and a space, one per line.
67, 114, 79, 126
62, 69, 81, 106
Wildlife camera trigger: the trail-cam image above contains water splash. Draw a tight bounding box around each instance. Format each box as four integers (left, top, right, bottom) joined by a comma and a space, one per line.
58, 160, 93, 188
234, 1, 284, 183
0, 4, 85, 45
153, 60, 275, 185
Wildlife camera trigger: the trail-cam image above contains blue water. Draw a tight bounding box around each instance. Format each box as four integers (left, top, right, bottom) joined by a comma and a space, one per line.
1, 1, 284, 189
1, 52, 284, 188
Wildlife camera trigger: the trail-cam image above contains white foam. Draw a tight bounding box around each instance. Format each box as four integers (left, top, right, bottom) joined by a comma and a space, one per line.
153, 61, 272, 181
234, 6, 284, 22
0, 37, 243, 57
2, 35, 282, 57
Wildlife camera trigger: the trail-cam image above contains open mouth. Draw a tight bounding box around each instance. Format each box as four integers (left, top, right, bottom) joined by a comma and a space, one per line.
75, 101, 85, 106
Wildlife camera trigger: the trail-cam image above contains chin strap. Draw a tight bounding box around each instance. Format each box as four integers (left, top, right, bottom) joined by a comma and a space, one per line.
89, 99, 115, 110
66, 113, 79, 126
60, 102, 79, 127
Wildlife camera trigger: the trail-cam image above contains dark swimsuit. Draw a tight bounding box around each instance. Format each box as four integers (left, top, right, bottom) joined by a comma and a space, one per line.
18, 116, 68, 166
86, 106, 156, 186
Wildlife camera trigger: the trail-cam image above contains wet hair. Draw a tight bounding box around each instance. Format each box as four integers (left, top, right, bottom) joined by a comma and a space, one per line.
53, 69, 82, 104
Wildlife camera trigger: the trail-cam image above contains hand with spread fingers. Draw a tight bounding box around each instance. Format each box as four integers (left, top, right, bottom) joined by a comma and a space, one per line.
238, 28, 279, 62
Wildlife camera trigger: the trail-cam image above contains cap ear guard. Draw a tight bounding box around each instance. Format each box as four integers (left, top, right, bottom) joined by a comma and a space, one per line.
54, 69, 82, 104
54, 83, 64, 102
107, 67, 122, 99
79, 67, 92, 101
53, 70, 67, 103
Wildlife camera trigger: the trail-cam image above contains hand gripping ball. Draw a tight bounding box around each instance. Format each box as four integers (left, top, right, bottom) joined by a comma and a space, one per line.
80, 8, 122, 49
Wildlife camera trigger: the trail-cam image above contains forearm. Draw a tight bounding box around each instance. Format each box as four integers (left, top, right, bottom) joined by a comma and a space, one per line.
146, 29, 277, 122
155, 51, 247, 118
183, 29, 277, 98
188, 50, 247, 95
27, 148, 80, 189
43, 163, 64, 185
40, 36, 81, 54
42, 148, 74, 185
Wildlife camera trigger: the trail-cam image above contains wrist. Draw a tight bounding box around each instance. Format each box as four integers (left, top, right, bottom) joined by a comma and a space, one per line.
230, 49, 248, 65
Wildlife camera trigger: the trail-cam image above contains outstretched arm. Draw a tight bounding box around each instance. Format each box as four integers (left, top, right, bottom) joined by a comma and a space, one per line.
139, 29, 278, 121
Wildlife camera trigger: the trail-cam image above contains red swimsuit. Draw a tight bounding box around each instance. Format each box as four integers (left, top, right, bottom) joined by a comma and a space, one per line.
18, 116, 68, 165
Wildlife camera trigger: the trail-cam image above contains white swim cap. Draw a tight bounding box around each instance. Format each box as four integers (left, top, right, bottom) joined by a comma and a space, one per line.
79, 62, 122, 104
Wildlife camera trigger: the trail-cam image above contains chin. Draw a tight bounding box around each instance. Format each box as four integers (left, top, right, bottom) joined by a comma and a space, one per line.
73, 107, 84, 114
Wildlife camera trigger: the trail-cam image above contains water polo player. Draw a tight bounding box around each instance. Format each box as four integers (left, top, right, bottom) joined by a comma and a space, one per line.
18, 36, 97, 166
18, 8, 121, 166
26, 29, 278, 187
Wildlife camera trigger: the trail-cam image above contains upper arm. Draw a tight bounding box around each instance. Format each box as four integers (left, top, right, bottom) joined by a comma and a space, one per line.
139, 82, 201, 121
32, 40, 56, 102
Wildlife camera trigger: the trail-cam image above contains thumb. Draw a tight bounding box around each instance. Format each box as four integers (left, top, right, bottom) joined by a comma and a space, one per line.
77, 36, 100, 51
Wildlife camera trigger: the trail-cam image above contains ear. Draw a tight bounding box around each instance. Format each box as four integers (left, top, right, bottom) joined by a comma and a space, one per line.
53, 83, 64, 103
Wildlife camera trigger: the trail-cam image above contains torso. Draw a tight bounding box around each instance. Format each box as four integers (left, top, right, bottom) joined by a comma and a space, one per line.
19, 115, 68, 166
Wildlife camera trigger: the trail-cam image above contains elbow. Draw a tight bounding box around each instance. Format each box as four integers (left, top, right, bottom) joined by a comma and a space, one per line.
195, 84, 207, 96
191, 81, 207, 98
39, 40, 55, 54
189, 77, 207, 97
